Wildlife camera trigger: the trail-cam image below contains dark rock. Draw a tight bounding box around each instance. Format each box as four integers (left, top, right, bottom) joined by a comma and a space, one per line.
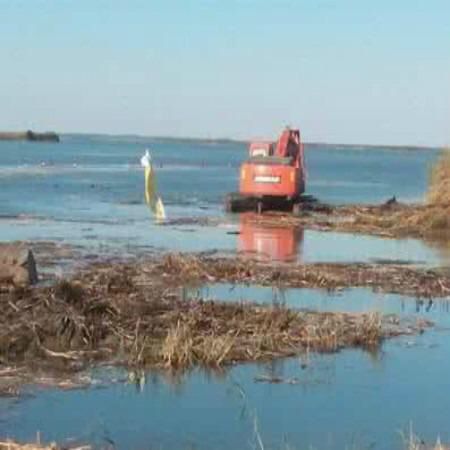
0, 244, 38, 286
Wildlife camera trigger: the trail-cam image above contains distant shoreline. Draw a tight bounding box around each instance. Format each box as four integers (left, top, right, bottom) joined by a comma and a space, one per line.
63, 132, 439, 151
0, 130, 439, 150
0, 131, 60, 143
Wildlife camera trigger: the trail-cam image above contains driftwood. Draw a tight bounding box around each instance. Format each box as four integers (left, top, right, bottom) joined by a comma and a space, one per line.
0, 244, 38, 286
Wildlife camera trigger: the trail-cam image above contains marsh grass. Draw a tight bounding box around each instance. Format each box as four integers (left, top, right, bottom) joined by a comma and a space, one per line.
0, 439, 89, 450
159, 253, 450, 298
0, 263, 403, 373
402, 426, 450, 450
247, 149, 450, 240
427, 150, 450, 206
350, 150, 450, 238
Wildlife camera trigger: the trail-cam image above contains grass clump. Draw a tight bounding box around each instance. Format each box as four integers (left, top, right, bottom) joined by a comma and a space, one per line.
0, 261, 413, 374
427, 150, 450, 206
0, 440, 89, 450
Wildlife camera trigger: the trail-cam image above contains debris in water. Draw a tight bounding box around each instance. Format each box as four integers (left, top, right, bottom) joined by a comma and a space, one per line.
0, 259, 428, 379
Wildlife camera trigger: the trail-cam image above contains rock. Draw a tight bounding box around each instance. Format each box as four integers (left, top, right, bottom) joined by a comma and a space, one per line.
0, 244, 38, 286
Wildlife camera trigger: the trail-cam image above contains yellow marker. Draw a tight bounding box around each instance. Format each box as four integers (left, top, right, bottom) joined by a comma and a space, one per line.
142, 150, 166, 221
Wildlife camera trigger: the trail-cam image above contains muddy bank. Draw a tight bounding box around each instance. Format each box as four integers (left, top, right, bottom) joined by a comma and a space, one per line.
0, 258, 430, 381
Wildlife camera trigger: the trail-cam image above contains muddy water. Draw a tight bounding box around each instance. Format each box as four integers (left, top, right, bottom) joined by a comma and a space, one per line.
1, 136, 449, 449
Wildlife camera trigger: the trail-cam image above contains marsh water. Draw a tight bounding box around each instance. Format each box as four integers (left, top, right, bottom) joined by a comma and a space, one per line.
0, 136, 447, 266
0, 136, 449, 449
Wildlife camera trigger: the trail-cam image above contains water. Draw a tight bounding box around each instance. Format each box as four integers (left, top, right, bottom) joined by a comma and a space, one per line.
0, 137, 439, 221
184, 283, 450, 314
1, 288, 450, 450
0, 135, 446, 266
0, 135, 448, 449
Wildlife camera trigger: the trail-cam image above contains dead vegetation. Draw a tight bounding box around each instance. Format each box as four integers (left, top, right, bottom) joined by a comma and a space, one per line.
0, 440, 89, 450
341, 150, 450, 239
427, 150, 450, 206
0, 259, 429, 377
247, 150, 450, 241
158, 253, 450, 298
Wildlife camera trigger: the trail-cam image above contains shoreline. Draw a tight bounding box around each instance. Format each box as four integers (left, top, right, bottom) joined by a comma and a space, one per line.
62, 132, 440, 151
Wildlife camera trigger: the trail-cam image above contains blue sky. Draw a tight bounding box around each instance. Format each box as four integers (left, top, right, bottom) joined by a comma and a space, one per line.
0, 0, 449, 146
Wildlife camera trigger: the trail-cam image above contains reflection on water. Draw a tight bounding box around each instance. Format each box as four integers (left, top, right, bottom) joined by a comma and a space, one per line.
2, 331, 450, 450
184, 284, 450, 322
238, 214, 304, 262
1, 289, 450, 449
426, 238, 450, 266
0, 138, 449, 449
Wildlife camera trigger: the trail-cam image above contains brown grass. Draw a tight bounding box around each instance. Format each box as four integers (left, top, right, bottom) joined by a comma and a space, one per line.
158, 253, 450, 298
0, 442, 89, 450
356, 150, 450, 238
0, 260, 426, 375
3, 426, 448, 450
402, 427, 450, 450
428, 150, 450, 206
243, 150, 450, 241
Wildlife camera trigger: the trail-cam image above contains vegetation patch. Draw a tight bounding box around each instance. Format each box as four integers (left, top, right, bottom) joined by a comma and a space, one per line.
0, 261, 429, 377
247, 150, 450, 242
159, 253, 450, 298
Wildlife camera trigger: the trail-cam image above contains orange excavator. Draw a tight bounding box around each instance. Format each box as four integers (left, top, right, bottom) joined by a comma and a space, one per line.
226, 127, 308, 214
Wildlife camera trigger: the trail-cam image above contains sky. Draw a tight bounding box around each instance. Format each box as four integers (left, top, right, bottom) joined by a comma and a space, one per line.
0, 0, 449, 146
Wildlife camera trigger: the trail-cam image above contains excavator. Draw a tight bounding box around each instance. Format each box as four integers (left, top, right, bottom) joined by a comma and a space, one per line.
226, 127, 309, 214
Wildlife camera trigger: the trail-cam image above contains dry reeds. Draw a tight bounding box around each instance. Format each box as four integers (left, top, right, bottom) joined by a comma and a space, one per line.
428, 150, 450, 206
0, 441, 89, 450
402, 426, 450, 450
243, 151, 449, 240
0, 260, 425, 375
158, 254, 450, 298
0, 442, 57, 450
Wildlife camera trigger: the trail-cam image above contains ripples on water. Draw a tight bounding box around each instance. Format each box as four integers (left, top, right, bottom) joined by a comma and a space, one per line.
0, 136, 447, 449
1, 287, 449, 450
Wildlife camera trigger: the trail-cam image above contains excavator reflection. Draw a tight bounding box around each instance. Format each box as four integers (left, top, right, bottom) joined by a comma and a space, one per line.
237, 213, 304, 262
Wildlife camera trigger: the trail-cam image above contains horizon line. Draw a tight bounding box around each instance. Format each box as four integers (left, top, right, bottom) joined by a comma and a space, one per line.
62, 131, 441, 150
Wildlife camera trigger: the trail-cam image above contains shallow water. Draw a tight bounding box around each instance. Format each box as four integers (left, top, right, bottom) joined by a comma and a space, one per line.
0, 215, 447, 269
184, 283, 450, 316
1, 288, 450, 450
1, 136, 449, 448
1, 135, 447, 266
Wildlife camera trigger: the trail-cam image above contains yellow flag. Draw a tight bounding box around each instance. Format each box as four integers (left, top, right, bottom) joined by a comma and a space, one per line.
144, 164, 166, 220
